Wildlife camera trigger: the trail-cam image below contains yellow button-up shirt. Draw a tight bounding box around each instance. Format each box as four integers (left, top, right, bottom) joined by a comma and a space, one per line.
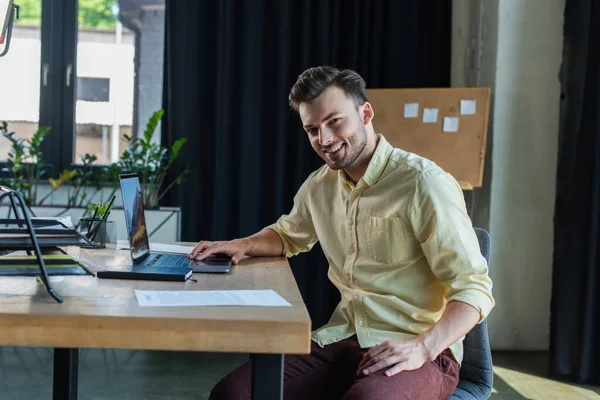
268, 135, 494, 364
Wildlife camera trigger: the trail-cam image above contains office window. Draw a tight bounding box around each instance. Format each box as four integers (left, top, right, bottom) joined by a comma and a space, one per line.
0, 0, 165, 171
74, 0, 165, 166
0, 0, 42, 162
77, 77, 110, 102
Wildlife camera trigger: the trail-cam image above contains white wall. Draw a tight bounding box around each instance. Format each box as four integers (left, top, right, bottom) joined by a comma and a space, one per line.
453, 0, 565, 350
487, 0, 564, 350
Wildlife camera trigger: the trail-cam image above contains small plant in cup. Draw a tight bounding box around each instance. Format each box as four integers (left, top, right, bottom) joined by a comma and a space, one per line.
89, 198, 114, 219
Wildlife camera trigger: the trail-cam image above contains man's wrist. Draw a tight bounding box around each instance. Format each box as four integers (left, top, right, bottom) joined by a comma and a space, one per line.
419, 331, 442, 362
238, 237, 253, 256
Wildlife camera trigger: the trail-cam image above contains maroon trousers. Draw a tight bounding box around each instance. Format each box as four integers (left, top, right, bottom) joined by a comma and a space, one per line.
210, 336, 460, 400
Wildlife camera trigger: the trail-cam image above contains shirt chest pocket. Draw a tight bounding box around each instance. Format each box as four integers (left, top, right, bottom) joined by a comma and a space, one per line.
366, 216, 410, 264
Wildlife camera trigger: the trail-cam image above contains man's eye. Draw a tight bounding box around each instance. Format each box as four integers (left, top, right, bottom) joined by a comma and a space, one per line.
307, 128, 318, 135
329, 118, 340, 125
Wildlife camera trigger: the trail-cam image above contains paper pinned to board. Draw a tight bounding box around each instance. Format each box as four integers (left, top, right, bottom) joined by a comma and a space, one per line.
460, 99, 477, 115
135, 289, 292, 307
422, 108, 438, 123
117, 240, 194, 255
443, 117, 460, 133
403, 103, 419, 118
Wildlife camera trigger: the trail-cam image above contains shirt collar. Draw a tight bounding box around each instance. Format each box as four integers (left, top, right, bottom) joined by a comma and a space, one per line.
362, 134, 393, 186
338, 134, 393, 187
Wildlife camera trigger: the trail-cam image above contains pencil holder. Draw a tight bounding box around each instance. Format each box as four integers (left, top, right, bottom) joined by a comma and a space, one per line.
78, 218, 115, 248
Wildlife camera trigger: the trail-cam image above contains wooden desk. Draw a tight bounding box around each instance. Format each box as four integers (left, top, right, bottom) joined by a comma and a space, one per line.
0, 245, 312, 400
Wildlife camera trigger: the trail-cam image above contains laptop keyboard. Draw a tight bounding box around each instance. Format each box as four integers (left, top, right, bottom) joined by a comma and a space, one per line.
146, 254, 190, 268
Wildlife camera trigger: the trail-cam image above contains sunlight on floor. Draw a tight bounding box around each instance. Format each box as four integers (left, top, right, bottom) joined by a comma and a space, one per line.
493, 365, 600, 400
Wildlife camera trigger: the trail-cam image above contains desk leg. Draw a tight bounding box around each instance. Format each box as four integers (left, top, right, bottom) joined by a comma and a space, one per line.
53, 348, 79, 400
251, 353, 283, 400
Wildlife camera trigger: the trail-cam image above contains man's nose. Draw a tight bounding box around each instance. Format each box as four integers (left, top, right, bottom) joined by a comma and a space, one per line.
319, 127, 334, 146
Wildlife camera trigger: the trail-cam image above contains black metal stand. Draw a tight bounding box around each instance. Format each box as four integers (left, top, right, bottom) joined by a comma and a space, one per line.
53, 348, 79, 400
0, 186, 63, 302
251, 353, 284, 400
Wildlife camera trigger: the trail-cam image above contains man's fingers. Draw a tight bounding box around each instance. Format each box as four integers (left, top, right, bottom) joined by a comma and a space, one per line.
358, 342, 390, 370
365, 342, 388, 358
358, 348, 392, 372
193, 245, 241, 263
188, 241, 211, 258
358, 354, 382, 372
360, 355, 405, 376
193, 245, 221, 260
188, 240, 244, 264
385, 361, 410, 377
188, 241, 226, 259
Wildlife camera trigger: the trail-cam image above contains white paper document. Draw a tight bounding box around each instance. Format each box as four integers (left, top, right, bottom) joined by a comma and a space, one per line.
135, 289, 292, 307
443, 117, 460, 132
422, 108, 438, 123
32, 216, 74, 228
460, 99, 477, 115
403, 103, 419, 118
117, 240, 194, 255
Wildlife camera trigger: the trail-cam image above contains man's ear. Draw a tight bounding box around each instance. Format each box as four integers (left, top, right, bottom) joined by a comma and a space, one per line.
361, 102, 374, 125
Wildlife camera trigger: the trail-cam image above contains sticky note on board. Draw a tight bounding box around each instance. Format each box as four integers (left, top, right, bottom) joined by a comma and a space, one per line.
404, 103, 419, 118
422, 108, 438, 123
460, 99, 477, 115
443, 117, 459, 132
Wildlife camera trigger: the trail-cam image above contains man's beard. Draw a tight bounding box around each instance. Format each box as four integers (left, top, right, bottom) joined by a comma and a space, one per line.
326, 123, 368, 170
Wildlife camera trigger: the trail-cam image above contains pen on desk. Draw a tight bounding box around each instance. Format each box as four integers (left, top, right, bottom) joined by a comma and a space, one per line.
105, 195, 116, 213
87, 205, 99, 239
100, 195, 116, 226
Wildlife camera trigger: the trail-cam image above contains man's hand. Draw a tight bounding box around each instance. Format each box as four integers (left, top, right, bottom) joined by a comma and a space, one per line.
187, 238, 250, 265
356, 302, 481, 378
187, 228, 285, 264
356, 337, 433, 377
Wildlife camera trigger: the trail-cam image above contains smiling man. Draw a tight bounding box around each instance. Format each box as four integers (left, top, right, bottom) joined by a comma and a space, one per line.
191, 66, 495, 400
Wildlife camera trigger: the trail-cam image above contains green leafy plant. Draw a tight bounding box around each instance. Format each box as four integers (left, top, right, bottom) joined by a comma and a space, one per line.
102, 162, 122, 205
89, 199, 114, 218
44, 154, 116, 210
118, 109, 190, 209
67, 153, 107, 208
40, 169, 79, 205
1, 123, 52, 205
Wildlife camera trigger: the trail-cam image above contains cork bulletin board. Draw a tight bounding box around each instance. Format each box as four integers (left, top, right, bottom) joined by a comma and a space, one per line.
366, 88, 491, 190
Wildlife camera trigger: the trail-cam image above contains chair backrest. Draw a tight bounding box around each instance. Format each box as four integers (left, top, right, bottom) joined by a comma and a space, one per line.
449, 227, 493, 400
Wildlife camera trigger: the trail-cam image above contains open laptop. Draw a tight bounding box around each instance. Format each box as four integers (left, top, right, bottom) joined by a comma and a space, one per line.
117, 173, 232, 273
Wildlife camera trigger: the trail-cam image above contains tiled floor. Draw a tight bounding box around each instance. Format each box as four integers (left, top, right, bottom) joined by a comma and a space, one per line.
0, 348, 598, 399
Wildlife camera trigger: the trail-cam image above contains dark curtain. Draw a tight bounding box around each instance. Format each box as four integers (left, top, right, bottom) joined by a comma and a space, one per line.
162, 0, 451, 327
551, 0, 600, 385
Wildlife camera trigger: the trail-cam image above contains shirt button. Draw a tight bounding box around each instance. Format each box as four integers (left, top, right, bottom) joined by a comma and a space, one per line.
346, 273, 351, 281
348, 217, 354, 225
349, 245, 355, 253
353, 295, 359, 301
358, 320, 363, 326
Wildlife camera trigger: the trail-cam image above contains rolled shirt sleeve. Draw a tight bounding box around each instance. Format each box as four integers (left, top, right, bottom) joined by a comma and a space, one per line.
409, 168, 495, 323
267, 174, 319, 258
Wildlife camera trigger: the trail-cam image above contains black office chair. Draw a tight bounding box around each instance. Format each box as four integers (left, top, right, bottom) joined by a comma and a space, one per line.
449, 227, 493, 399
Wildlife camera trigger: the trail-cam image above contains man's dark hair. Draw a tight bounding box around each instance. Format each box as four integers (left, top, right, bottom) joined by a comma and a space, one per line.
289, 66, 368, 112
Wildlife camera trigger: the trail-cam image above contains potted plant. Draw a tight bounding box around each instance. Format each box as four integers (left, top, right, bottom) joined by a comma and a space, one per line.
0, 122, 52, 205
78, 197, 117, 247
117, 109, 190, 209
0, 113, 188, 243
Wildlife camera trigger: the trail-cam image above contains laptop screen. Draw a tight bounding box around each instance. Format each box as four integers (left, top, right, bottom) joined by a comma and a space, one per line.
119, 174, 150, 262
